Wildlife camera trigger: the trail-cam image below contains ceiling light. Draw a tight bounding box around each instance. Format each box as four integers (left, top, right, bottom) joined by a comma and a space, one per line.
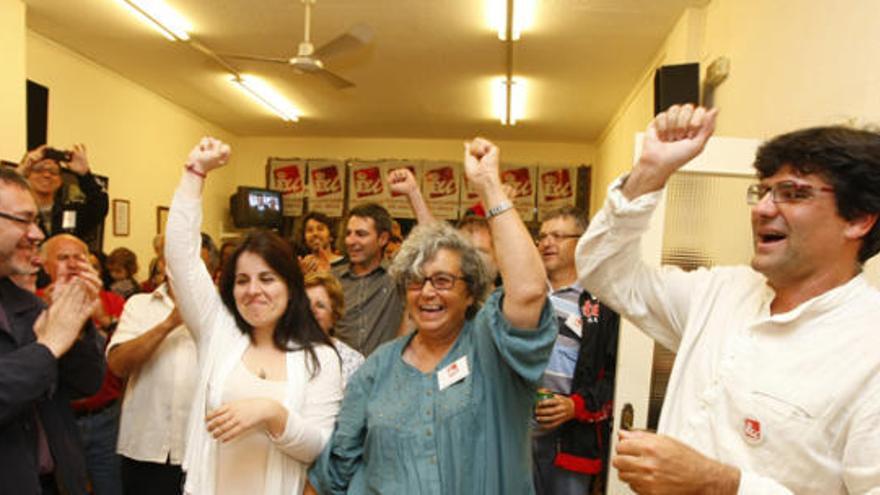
231, 75, 301, 122
487, 0, 537, 41
119, 0, 191, 41
493, 77, 525, 126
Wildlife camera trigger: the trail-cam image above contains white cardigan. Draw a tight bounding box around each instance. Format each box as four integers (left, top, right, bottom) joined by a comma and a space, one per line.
165, 190, 343, 495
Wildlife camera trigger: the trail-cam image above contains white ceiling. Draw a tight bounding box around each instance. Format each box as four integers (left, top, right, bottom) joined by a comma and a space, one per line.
23, 0, 707, 141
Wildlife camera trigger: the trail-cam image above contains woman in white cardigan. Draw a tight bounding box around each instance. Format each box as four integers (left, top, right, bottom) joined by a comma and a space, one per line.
165, 137, 343, 495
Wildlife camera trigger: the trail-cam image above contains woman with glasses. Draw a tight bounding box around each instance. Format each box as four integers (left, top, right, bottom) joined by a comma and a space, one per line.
310, 138, 556, 495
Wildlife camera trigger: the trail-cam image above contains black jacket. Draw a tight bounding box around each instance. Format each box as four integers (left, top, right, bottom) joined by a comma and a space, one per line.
554, 290, 619, 475
0, 278, 103, 494
44, 172, 108, 241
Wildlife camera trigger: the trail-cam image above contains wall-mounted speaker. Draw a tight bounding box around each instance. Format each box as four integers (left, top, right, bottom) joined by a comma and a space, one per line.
27, 80, 49, 151
654, 63, 699, 116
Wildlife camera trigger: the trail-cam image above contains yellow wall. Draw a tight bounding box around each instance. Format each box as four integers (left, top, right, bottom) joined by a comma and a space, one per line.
593, 0, 880, 278
593, 0, 880, 213
0, 0, 26, 161
26, 33, 238, 278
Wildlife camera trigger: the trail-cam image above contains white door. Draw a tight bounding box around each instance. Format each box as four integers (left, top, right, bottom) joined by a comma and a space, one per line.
605, 134, 761, 494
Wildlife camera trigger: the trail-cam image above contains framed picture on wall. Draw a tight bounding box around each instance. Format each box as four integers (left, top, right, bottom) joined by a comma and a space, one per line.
113, 199, 130, 237
156, 206, 169, 235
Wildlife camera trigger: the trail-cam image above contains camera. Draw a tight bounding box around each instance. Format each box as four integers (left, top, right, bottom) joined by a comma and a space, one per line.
43, 148, 73, 162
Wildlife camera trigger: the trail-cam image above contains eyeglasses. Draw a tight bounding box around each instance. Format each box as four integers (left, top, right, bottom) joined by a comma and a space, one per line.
535, 231, 581, 244
0, 210, 39, 227
406, 272, 469, 292
746, 181, 835, 205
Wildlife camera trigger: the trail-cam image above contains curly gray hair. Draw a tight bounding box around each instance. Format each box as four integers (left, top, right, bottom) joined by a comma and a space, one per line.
389, 222, 492, 319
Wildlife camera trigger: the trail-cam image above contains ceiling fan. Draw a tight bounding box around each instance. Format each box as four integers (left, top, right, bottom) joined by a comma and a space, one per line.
222, 0, 373, 89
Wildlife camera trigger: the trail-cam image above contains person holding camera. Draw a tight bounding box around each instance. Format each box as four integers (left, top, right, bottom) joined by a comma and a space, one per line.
18, 143, 109, 242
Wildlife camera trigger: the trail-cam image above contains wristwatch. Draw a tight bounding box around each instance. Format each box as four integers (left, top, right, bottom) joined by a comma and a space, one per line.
486, 201, 514, 219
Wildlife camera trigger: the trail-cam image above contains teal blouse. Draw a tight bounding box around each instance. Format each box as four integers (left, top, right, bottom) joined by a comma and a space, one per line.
310, 291, 557, 494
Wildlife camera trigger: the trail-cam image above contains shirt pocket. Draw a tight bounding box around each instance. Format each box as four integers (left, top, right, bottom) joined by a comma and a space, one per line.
436, 373, 477, 421
747, 381, 828, 478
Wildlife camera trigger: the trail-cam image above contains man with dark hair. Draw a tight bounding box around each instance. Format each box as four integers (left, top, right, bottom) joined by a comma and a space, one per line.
0, 167, 104, 494
532, 206, 618, 495
578, 105, 880, 493
18, 144, 108, 242
299, 211, 345, 273
332, 202, 406, 356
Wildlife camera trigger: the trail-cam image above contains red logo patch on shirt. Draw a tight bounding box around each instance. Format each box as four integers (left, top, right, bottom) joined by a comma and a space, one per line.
743, 417, 763, 444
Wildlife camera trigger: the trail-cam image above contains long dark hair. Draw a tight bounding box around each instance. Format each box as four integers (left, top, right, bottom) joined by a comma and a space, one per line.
219, 230, 333, 377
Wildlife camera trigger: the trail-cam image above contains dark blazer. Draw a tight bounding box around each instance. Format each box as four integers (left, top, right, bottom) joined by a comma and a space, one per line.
0, 277, 103, 495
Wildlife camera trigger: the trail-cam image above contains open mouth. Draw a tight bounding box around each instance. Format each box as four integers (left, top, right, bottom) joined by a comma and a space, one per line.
418, 304, 445, 318
757, 231, 787, 246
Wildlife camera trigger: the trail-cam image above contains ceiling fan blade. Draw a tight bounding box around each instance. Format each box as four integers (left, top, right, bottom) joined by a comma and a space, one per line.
312, 23, 374, 60
219, 53, 290, 64
311, 68, 356, 89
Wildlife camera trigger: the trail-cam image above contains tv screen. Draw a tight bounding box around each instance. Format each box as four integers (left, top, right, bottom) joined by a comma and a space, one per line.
230, 187, 282, 228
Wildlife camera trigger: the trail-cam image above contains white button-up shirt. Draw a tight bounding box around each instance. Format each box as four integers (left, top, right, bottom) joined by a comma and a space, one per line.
107, 284, 197, 464
576, 179, 880, 494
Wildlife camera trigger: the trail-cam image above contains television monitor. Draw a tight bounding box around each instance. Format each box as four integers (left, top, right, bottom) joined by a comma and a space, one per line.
230, 187, 283, 228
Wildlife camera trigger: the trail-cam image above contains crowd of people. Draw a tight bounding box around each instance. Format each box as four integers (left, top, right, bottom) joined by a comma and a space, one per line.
2, 103, 880, 495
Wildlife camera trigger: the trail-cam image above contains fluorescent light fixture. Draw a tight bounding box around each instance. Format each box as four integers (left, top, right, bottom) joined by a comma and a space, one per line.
119, 0, 191, 41
487, 0, 537, 41
231, 75, 301, 122
493, 77, 526, 125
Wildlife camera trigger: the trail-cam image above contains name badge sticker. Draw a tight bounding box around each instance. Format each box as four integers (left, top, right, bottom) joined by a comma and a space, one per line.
437, 355, 470, 391
565, 313, 583, 338
62, 210, 77, 230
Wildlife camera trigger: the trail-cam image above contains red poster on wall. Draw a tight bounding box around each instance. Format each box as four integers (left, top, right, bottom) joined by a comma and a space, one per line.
307, 160, 344, 217
348, 160, 387, 209
500, 164, 536, 221
267, 158, 306, 216
537, 166, 577, 220
423, 161, 460, 220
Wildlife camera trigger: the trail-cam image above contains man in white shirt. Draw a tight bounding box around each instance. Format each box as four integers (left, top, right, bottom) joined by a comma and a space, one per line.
577, 105, 880, 494
106, 283, 196, 494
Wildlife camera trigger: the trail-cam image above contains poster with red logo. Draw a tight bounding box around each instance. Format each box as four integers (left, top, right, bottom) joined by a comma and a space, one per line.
422, 161, 460, 220
382, 160, 421, 219
306, 160, 344, 217
267, 158, 306, 216
348, 160, 387, 209
537, 166, 577, 220
500, 164, 536, 221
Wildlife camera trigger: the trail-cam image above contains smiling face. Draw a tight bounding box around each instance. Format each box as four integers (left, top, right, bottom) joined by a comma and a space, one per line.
233, 251, 290, 332
750, 165, 864, 289
0, 183, 44, 278
304, 218, 333, 253
406, 248, 474, 339
344, 215, 388, 272
537, 216, 581, 276
26, 159, 63, 197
